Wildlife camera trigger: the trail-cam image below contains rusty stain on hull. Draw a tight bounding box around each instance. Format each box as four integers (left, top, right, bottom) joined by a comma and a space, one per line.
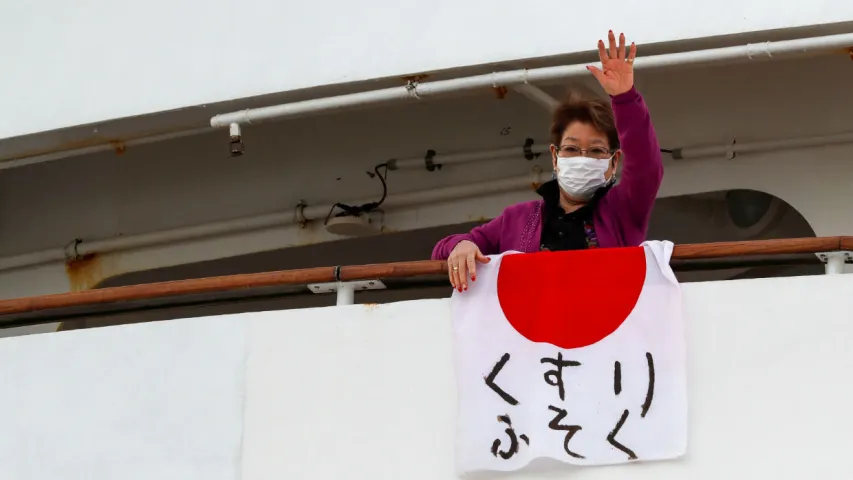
58, 253, 105, 332
110, 140, 127, 155
64, 252, 119, 292
58, 252, 120, 332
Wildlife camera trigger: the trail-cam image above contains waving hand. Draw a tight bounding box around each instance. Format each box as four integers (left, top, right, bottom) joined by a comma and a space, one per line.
587, 31, 637, 96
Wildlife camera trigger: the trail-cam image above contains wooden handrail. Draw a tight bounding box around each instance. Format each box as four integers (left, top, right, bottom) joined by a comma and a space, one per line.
672, 236, 852, 259
0, 236, 849, 319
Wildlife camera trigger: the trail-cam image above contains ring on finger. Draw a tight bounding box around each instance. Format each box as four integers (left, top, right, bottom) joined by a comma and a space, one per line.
452, 265, 459, 271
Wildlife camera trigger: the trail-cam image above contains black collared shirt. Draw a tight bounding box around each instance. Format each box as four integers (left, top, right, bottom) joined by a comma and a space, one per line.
537, 179, 608, 252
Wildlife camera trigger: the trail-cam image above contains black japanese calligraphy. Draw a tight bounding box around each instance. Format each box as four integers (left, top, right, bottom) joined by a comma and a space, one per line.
485, 353, 518, 405
490, 414, 529, 459
544, 352, 655, 461
481, 351, 657, 463
540, 352, 581, 401
547, 405, 585, 459
641, 352, 655, 418
607, 409, 637, 460
604, 353, 656, 460
613, 360, 622, 395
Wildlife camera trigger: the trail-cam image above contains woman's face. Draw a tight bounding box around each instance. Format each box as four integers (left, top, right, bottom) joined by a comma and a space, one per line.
550, 121, 620, 180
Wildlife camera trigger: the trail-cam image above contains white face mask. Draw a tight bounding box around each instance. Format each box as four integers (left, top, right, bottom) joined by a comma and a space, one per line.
555, 155, 614, 201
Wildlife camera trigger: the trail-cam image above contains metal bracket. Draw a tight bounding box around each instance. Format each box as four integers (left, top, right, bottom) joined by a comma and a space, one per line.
726, 138, 736, 160
424, 149, 441, 172
307, 280, 387, 305
405, 80, 421, 100
229, 123, 244, 157
523, 138, 540, 161
63, 238, 83, 262
817, 251, 852, 275
294, 200, 308, 228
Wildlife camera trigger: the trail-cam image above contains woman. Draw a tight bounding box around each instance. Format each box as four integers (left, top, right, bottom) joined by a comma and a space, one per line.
432, 31, 663, 292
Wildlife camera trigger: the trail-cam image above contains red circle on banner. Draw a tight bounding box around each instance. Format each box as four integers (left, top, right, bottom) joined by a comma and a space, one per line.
496, 247, 647, 349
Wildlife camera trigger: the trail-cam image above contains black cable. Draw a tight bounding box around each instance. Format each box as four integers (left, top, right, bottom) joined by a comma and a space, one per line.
371, 163, 389, 208
324, 162, 389, 224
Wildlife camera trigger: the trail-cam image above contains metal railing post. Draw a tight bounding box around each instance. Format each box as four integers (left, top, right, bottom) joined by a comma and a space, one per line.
336, 282, 356, 305
820, 252, 850, 275
306, 280, 386, 305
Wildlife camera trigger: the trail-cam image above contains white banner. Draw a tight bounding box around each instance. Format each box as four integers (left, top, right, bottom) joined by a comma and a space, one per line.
452, 241, 687, 474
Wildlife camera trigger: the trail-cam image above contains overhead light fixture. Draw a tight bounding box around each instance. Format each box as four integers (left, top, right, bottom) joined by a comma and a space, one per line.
324, 163, 389, 237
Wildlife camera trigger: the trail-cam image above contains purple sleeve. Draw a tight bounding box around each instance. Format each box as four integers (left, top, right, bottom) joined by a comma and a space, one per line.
606, 86, 664, 229
431, 215, 504, 260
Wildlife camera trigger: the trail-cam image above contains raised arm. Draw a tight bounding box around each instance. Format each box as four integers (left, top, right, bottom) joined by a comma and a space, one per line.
608, 86, 663, 227
587, 31, 663, 231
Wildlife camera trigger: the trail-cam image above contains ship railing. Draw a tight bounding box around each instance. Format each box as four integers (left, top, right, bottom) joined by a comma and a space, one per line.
0, 236, 850, 330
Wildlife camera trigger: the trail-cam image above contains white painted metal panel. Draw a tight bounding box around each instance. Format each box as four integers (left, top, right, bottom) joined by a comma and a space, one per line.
1, 274, 851, 478
0, 316, 247, 480
242, 275, 853, 478
2, 0, 852, 139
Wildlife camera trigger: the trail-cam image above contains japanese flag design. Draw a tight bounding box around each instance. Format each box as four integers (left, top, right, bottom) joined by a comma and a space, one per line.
451, 241, 687, 474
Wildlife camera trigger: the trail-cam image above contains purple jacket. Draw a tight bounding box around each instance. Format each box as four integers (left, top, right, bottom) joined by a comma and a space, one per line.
431, 86, 663, 260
